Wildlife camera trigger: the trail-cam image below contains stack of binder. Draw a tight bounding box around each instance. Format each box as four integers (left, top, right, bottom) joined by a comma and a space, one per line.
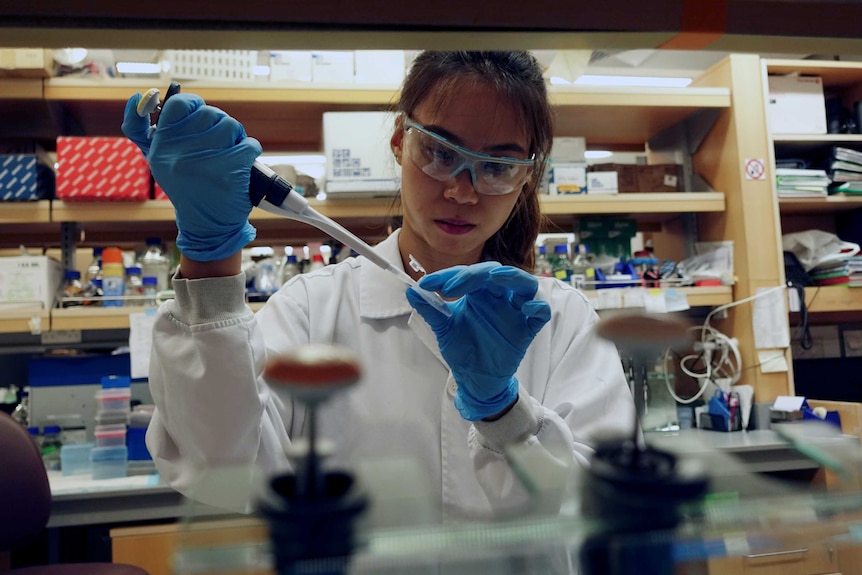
775, 168, 830, 197
825, 146, 862, 194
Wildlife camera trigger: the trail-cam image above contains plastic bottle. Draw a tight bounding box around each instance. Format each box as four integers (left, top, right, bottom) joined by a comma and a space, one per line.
551, 244, 573, 283
11, 388, 30, 427
61, 270, 84, 307
101, 247, 126, 307
281, 254, 301, 285
140, 237, 171, 293
125, 265, 144, 305
41, 425, 63, 471
308, 253, 326, 273
534, 245, 553, 277
142, 276, 158, 307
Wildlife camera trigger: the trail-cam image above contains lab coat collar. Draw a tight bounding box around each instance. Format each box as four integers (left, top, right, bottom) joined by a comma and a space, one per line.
359, 229, 415, 319
359, 230, 446, 365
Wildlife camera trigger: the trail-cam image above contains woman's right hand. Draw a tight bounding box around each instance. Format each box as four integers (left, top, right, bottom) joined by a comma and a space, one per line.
122, 92, 261, 262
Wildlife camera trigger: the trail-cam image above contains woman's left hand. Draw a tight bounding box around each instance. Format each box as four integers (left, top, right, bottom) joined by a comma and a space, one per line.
406, 262, 551, 421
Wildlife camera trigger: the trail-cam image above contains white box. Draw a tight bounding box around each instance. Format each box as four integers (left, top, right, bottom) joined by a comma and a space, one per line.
0, 256, 63, 311
548, 162, 587, 195
354, 51, 405, 84
587, 171, 619, 195
767, 74, 827, 134
312, 51, 354, 84
269, 51, 312, 82
323, 112, 400, 196
550, 137, 586, 163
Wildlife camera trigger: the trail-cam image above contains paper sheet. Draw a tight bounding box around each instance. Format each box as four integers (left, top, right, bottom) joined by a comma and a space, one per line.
129, 310, 157, 380
758, 349, 789, 373
752, 287, 790, 349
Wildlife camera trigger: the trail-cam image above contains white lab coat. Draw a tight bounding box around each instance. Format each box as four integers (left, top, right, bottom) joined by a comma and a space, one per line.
146, 230, 636, 519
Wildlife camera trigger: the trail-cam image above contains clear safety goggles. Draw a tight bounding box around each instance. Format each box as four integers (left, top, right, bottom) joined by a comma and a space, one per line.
403, 117, 535, 196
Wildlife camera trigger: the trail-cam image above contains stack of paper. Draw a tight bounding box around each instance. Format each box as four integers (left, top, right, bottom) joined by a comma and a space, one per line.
848, 256, 862, 287
825, 147, 862, 194
775, 168, 830, 197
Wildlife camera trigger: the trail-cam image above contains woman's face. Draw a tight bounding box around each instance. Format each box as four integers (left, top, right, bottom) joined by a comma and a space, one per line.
391, 81, 530, 275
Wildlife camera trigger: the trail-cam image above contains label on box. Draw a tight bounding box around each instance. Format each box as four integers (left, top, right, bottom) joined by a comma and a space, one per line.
270, 51, 312, 82
312, 51, 355, 83
586, 171, 619, 195
0, 256, 63, 311
57, 137, 150, 201
767, 74, 827, 135
324, 111, 400, 195
549, 162, 586, 195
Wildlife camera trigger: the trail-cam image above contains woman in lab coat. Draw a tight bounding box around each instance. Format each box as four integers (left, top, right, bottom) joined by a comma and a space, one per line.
122, 51, 636, 518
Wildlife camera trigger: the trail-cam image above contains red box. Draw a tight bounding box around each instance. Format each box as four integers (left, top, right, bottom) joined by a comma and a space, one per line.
153, 181, 169, 200
56, 137, 150, 201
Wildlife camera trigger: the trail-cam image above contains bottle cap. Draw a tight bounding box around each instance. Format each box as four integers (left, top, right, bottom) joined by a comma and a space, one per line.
142, 276, 158, 286
43, 425, 62, 434
101, 375, 131, 389
287, 255, 298, 262
27, 426, 40, 436
102, 247, 123, 265
126, 266, 142, 275
92, 247, 104, 256
554, 244, 568, 253
64, 270, 81, 280
145, 237, 162, 246
312, 254, 324, 262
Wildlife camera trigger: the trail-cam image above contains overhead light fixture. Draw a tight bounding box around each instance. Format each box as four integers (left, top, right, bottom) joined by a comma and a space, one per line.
585, 150, 613, 159
115, 62, 161, 75
572, 75, 692, 88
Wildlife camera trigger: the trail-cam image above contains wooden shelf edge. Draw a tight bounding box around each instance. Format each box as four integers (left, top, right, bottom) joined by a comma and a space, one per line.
0, 309, 48, 334
804, 285, 862, 313
779, 195, 862, 214
0, 200, 52, 223
540, 192, 725, 215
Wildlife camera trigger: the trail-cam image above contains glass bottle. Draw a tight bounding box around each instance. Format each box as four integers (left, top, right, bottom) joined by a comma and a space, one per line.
281, 254, 301, 285
534, 245, 553, 277
125, 266, 144, 305
551, 244, 573, 283
11, 388, 30, 427
61, 270, 84, 308
570, 244, 593, 290
142, 276, 158, 307
141, 237, 171, 293
85, 247, 103, 287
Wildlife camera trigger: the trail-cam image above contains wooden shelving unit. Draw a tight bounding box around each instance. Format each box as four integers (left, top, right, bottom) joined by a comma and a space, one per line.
779, 195, 862, 214
0, 309, 49, 334
803, 285, 862, 313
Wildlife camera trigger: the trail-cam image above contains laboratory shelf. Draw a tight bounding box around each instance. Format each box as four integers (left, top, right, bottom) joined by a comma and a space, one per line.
0, 200, 52, 223
32, 79, 731, 150
779, 195, 862, 214
0, 309, 48, 334
48, 193, 725, 224
33, 286, 733, 333
802, 285, 862, 314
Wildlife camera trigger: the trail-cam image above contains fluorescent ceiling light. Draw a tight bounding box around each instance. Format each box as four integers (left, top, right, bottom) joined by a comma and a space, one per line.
116, 62, 161, 75
573, 75, 692, 88
585, 150, 613, 159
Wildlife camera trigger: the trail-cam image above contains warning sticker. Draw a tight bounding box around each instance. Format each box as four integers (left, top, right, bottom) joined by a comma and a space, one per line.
745, 158, 766, 180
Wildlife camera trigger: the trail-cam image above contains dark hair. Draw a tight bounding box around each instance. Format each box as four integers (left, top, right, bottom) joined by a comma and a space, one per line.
392, 51, 554, 272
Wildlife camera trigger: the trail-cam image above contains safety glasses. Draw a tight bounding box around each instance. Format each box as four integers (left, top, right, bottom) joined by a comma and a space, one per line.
402, 117, 535, 196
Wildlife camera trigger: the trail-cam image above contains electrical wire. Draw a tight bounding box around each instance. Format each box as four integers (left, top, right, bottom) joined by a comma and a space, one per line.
664, 284, 789, 404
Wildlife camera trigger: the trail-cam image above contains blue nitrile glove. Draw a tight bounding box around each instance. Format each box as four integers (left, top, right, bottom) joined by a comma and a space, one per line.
121, 92, 261, 261
405, 262, 552, 421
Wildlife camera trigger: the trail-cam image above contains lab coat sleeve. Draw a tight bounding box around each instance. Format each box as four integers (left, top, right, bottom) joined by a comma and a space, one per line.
468, 284, 636, 514
146, 273, 294, 510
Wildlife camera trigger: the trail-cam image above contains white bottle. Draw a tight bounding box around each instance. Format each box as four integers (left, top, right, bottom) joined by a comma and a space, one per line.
534, 245, 553, 277
140, 237, 171, 293
281, 254, 301, 285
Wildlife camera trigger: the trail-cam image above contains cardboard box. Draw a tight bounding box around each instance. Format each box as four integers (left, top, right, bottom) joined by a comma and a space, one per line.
312, 51, 354, 83
589, 163, 638, 193
354, 50, 405, 84
548, 162, 587, 195
269, 51, 312, 82
0, 48, 53, 78
637, 164, 681, 192
767, 74, 828, 135
56, 137, 150, 201
0, 154, 55, 200
586, 171, 618, 195
0, 255, 63, 311
323, 111, 400, 196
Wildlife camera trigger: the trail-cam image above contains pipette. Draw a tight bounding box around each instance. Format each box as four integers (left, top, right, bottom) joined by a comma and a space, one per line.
250, 162, 452, 317
142, 83, 452, 318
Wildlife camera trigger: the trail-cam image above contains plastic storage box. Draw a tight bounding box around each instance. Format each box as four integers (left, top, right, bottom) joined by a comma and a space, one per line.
94, 424, 127, 447
90, 445, 128, 479
95, 388, 131, 411
60, 442, 93, 476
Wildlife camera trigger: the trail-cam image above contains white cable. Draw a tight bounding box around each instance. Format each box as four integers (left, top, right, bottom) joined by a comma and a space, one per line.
664, 284, 786, 404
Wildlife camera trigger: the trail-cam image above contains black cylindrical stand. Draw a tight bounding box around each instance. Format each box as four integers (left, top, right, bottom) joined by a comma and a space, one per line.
258, 471, 369, 575
579, 442, 709, 575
